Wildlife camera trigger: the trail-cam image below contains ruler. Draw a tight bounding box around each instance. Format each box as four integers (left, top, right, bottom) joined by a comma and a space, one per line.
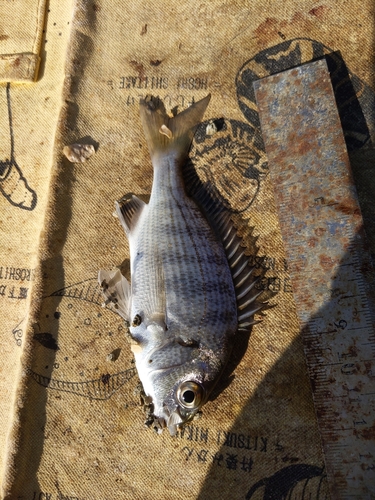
254, 59, 375, 499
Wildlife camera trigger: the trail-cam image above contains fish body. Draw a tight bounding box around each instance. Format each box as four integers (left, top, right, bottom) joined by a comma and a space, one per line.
99, 95, 261, 434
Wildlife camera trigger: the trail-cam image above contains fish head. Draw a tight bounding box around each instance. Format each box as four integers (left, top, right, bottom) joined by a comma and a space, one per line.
137, 341, 228, 436
131, 321, 231, 435
156, 376, 207, 435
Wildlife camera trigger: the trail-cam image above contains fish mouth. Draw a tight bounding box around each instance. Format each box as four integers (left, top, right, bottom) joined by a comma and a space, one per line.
155, 407, 184, 436
143, 397, 185, 436
148, 406, 190, 436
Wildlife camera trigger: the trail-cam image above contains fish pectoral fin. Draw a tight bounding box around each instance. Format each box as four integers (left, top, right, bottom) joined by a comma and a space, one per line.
115, 194, 146, 235
98, 268, 131, 321
143, 253, 169, 332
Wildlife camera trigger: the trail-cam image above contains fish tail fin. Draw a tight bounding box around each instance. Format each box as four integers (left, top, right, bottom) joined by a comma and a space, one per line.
139, 94, 211, 162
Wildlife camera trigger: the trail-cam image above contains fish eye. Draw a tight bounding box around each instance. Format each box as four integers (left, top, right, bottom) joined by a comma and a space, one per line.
176, 381, 204, 409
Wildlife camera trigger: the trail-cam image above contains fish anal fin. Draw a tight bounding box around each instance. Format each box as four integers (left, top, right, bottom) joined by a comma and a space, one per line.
115, 194, 145, 235
139, 94, 211, 163
98, 268, 131, 321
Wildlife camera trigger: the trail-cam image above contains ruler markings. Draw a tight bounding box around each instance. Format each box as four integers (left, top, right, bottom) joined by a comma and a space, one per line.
254, 59, 375, 499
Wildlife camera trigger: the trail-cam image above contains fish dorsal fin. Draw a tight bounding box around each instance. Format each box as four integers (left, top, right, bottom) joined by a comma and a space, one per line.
217, 212, 264, 330
190, 185, 264, 332
98, 268, 131, 321
115, 194, 146, 236
139, 95, 211, 163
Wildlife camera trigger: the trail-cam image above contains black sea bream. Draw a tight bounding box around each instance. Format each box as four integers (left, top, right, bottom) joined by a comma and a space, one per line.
99, 95, 262, 435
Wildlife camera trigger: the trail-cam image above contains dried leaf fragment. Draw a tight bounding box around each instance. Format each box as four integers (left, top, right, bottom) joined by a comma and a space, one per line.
159, 124, 173, 139
63, 143, 95, 163
106, 348, 121, 362
206, 121, 218, 136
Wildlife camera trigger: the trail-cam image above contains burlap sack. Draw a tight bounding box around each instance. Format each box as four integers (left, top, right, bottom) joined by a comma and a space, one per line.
0, 0, 75, 489
1, 1, 374, 498
0, 0, 48, 82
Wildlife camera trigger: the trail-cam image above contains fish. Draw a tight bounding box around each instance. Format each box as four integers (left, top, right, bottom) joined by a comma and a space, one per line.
98, 95, 263, 435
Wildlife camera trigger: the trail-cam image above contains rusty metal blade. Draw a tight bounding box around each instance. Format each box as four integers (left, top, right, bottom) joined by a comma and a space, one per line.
254, 59, 375, 499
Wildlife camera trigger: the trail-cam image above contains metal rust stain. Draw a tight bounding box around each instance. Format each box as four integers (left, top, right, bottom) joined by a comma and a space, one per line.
254, 59, 375, 499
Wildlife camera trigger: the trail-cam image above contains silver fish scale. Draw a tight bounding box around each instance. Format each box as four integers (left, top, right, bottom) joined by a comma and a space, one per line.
130, 156, 238, 347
